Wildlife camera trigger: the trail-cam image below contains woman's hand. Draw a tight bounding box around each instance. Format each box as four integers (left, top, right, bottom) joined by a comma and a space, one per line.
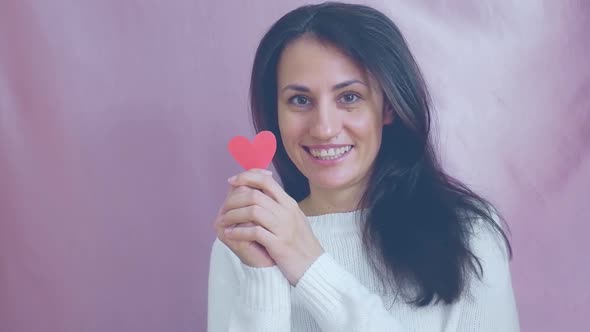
214, 170, 276, 268
217, 169, 324, 285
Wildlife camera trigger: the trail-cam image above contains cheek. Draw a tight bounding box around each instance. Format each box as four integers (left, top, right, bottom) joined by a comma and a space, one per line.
279, 111, 306, 141
348, 113, 383, 140
278, 115, 300, 150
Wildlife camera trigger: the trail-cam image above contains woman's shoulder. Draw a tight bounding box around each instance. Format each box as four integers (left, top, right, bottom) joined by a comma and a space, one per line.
468, 207, 511, 259
471, 220, 510, 261
466, 212, 513, 289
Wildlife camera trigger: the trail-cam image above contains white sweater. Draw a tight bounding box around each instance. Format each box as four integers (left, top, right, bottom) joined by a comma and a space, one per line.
207, 210, 520, 331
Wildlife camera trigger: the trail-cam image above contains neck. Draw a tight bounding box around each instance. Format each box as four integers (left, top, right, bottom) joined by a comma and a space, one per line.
299, 181, 367, 216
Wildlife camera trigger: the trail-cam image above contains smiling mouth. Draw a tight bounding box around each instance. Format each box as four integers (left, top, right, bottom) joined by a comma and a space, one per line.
304, 145, 354, 160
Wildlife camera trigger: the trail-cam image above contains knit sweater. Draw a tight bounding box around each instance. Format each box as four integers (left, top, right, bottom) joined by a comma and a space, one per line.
207, 210, 520, 331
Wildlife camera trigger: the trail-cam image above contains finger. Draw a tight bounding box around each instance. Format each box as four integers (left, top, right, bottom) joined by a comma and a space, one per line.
227, 169, 271, 191
221, 205, 278, 233
221, 186, 280, 215
228, 170, 295, 207
250, 168, 273, 176
224, 224, 277, 250
214, 213, 229, 236
222, 185, 250, 207
228, 184, 249, 195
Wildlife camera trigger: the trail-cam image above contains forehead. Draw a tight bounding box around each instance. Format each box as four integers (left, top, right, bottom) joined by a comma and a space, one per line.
277, 35, 375, 88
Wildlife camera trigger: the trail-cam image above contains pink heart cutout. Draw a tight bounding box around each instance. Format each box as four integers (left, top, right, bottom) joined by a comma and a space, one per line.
228, 131, 277, 170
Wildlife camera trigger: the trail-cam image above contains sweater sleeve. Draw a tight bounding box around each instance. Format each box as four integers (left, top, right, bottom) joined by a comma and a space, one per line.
293, 224, 519, 332
207, 238, 292, 332
292, 252, 411, 331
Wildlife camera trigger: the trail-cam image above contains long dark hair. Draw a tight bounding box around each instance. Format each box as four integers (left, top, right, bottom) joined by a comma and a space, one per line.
249, 2, 511, 306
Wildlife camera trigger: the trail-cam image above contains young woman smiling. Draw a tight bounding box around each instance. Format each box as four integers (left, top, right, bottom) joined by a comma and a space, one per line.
208, 2, 519, 331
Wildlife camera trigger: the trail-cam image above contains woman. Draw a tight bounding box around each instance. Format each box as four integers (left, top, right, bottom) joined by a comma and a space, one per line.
208, 2, 519, 331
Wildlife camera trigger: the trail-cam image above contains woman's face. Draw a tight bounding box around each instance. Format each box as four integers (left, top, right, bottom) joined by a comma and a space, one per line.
277, 35, 393, 194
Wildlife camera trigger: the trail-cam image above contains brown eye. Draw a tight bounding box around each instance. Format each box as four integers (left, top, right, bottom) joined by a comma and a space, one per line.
340, 93, 360, 104
289, 95, 311, 106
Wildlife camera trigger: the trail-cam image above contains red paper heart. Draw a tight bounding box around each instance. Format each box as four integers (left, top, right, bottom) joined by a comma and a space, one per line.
228, 131, 277, 170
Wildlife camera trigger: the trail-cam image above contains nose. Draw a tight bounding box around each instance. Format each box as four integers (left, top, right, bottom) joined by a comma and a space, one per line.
309, 100, 341, 140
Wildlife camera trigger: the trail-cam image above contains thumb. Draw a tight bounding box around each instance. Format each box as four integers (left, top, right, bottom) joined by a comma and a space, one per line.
249, 168, 272, 176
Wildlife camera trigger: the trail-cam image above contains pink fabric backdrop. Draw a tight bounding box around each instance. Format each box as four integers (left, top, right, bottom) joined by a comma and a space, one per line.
0, 1, 588, 331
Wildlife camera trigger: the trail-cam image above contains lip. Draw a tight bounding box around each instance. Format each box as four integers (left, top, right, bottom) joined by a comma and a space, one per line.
302, 144, 354, 166
304, 144, 353, 149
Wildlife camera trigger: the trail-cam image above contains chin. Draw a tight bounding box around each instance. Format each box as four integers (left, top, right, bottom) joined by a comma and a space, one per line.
308, 173, 357, 190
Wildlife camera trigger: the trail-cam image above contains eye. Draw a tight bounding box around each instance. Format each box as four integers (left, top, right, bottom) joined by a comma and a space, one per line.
339, 92, 361, 104
288, 95, 312, 106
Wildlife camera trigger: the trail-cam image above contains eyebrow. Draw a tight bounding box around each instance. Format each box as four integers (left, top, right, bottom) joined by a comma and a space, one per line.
280, 79, 367, 93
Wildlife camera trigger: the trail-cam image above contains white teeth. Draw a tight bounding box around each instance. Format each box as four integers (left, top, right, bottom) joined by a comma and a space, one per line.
309, 145, 352, 160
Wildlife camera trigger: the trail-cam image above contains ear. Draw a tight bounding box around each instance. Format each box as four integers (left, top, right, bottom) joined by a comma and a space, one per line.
383, 106, 394, 125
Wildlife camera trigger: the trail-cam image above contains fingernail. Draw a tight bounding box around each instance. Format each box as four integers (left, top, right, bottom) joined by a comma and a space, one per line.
262, 169, 272, 175
227, 175, 236, 183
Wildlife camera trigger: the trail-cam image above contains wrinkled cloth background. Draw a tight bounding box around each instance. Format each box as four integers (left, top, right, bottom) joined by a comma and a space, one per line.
0, 1, 588, 331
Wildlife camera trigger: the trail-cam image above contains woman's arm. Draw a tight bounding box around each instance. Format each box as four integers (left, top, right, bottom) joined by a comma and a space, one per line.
293, 252, 411, 332
207, 239, 292, 332
218, 172, 519, 331
293, 223, 519, 332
